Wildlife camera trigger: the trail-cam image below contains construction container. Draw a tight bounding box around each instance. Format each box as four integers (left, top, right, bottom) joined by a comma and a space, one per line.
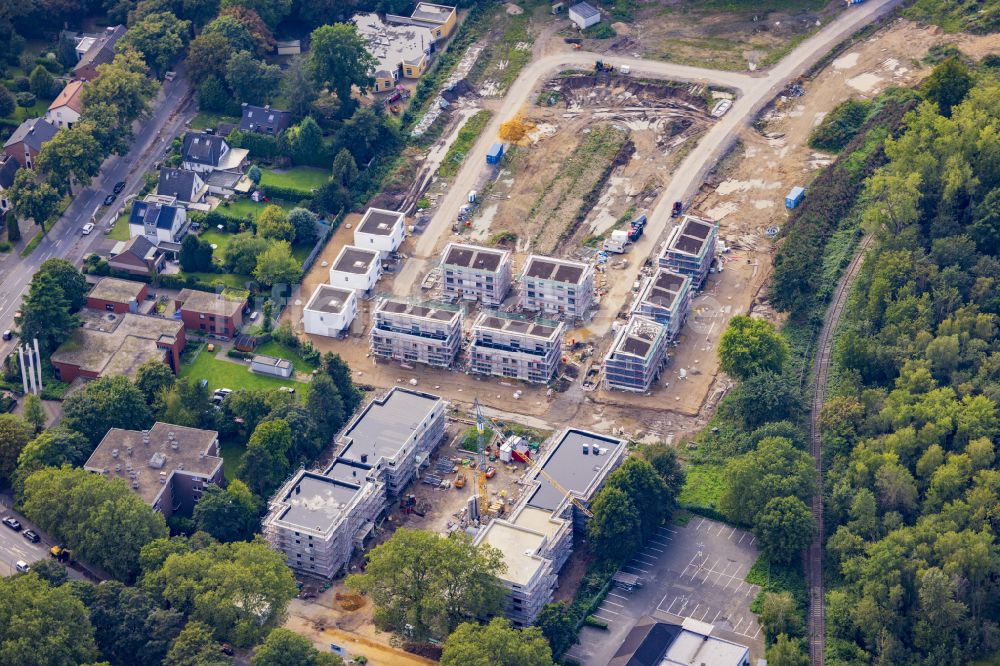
486, 143, 505, 164
603, 229, 629, 253
785, 186, 805, 209
468, 190, 477, 203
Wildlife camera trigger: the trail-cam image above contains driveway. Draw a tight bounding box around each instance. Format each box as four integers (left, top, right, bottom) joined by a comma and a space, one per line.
565, 517, 763, 665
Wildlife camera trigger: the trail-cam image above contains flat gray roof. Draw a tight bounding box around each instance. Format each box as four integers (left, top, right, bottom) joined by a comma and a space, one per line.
475, 312, 560, 341
377, 299, 461, 323
333, 246, 379, 274
277, 472, 363, 531
527, 429, 625, 512
88, 277, 145, 304
358, 208, 404, 236
306, 284, 354, 314
571, 2, 600, 19
523, 255, 588, 285
337, 388, 441, 466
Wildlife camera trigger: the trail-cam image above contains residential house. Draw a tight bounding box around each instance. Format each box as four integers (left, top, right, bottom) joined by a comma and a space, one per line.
83, 423, 224, 519
328, 245, 382, 294
469, 312, 564, 384
180, 132, 248, 174
354, 207, 406, 259
157, 168, 208, 205
520, 254, 594, 320
45, 80, 85, 129
0, 155, 18, 215
658, 215, 718, 287
370, 299, 463, 368
354, 13, 433, 85
50, 309, 185, 383
108, 235, 165, 276
86, 277, 148, 314
263, 388, 446, 578
303, 284, 358, 337
238, 104, 292, 135
128, 197, 188, 249
441, 243, 513, 306
632, 268, 692, 341
3, 118, 58, 168
73, 25, 126, 81
175, 288, 247, 339
387, 3, 457, 41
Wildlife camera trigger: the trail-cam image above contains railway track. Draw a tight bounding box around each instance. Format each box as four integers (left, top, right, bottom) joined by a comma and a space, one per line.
806, 234, 873, 665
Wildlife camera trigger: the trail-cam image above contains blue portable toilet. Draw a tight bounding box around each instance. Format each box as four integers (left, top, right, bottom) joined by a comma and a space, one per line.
785, 186, 805, 209
486, 143, 504, 164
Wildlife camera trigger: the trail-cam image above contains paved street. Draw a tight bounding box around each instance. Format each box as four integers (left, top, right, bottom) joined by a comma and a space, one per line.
0, 72, 195, 359
0, 495, 86, 580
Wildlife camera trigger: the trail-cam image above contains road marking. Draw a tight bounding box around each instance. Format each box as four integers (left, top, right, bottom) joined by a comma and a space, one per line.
597, 606, 621, 615
696, 517, 705, 529
738, 532, 747, 544
733, 617, 745, 632
711, 609, 721, 623
716, 523, 727, 536
603, 599, 624, 608
649, 537, 671, 547
593, 614, 616, 623
700, 607, 711, 621
634, 554, 657, 564
752, 625, 763, 640
691, 604, 701, 616
645, 545, 665, 554
623, 564, 649, 574
660, 526, 679, 535
608, 592, 628, 601
664, 596, 679, 614
728, 527, 737, 539
748, 535, 756, 546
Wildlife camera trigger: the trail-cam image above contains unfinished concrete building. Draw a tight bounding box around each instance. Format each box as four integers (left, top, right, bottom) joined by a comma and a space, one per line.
441, 243, 512, 306
476, 428, 627, 626
370, 299, 463, 368
632, 268, 692, 340
520, 254, 594, 320
603, 316, 669, 392
658, 215, 718, 287
469, 312, 564, 384
263, 388, 445, 578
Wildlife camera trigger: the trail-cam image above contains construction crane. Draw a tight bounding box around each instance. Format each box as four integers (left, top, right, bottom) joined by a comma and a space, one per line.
488, 416, 594, 518
473, 399, 490, 518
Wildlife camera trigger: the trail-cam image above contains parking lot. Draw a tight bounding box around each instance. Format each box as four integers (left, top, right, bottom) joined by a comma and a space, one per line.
565, 516, 764, 665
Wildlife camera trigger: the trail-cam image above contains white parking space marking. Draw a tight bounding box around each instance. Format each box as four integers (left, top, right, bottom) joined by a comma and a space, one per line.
738, 532, 747, 544
660, 526, 678, 535
645, 545, 665, 554
608, 592, 629, 601
604, 599, 624, 608
624, 564, 650, 574
598, 606, 621, 615
593, 613, 616, 623
712, 609, 721, 623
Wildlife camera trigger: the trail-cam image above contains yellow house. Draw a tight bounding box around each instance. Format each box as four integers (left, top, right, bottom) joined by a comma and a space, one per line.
409, 3, 457, 41
356, 12, 434, 86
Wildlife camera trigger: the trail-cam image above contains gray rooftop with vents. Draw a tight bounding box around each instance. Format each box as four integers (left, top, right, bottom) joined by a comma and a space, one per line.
337, 388, 442, 466
668, 217, 715, 257
640, 269, 689, 308
476, 314, 559, 340
444, 243, 509, 271
359, 209, 404, 235
307, 285, 354, 314
524, 255, 587, 285
333, 246, 380, 274
527, 429, 626, 512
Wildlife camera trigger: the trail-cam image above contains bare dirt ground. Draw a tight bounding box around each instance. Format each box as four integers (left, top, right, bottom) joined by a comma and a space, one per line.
578, 0, 842, 71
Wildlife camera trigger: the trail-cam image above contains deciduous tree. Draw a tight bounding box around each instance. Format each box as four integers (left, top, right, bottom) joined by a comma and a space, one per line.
19, 271, 79, 352
255, 204, 294, 241
118, 11, 192, 76
36, 258, 88, 310
720, 436, 816, 525
164, 621, 232, 666
330, 148, 358, 189
185, 31, 234, 85
305, 374, 344, 445
83, 50, 158, 123
282, 55, 317, 119
62, 375, 153, 445
219, 0, 291, 29
252, 628, 344, 666
193, 481, 260, 543
587, 486, 640, 562
754, 496, 815, 564
222, 232, 268, 274
135, 360, 177, 405
287, 207, 317, 245
923, 57, 972, 117
22, 394, 45, 434
0, 414, 32, 487
7, 168, 60, 232
0, 573, 99, 664
36, 122, 104, 193
310, 23, 376, 116
237, 419, 292, 497
0, 83, 15, 118
253, 241, 301, 287
718, 315, 788, 380
440, 618, 555, 666
535, 602, 577, 658
225, 50, 281, 105
28, 64, 55, 98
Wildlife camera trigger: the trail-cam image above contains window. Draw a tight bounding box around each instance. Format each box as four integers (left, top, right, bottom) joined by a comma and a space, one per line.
105, 303, 114, 311
199, 313, 205, 319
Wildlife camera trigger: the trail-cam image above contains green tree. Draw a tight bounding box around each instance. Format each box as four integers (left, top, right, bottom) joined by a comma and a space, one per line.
225, 50, 281, 105
62, 376, 153, 445
310, 23, 376, 116
321, 352, 361, 412
185, 31, 234, 85
197, 74, 235, 114
603, 457, 674, 543
28, 64, 55, 98
143, 539, 298, 646
164, 621, 232, 666
36, 122, 104, 193
83, 49, 158, 123
347, 529, 506, 641
203, 13, 255, 53
12, 427, 91, 502
7, 168, 61, 232
759, 591, 803, 641
22, 466, 169, 581
237, 419, 292, 497
219, 0, 291, 28
0, 414, 32, 487
118, 11, 192, 76
22, 394, 45, 434
0, 573, 99, 664
923, 57, 973, 117
282, 55, 317, 119
180, 0, 220, 27
36, 258, 88, 310
306, 374, 344, 445
287, 207, 317, 246
535, 602, 576, 658
588, 486, 641, 561
766, 634, 809, 666
158, 377, 217, 430
193, 481, 260, 542
253, 241, 302, 287
754, 496, 815, 564
718, 315, 788, 380
288, 116, 325, 166
5, 215, 20, 242
19, 271, 79, 352
135, 359, 177, 405
440, 618, 554, 666
29, 558, 68, 587
0, 84, 15, 118
252, 628, 344, 666
255, 204, 294, 241
725, 370, 800, 429
339, 106, 395, 164
640, 443, 686, 500
971, 188, 1000, 255
220, 6, 275, 55
179, 234, 213, 272
330, 147, 358, 189
247, 164, 261, 185
719, 436, 816, 525
81, 101, 133, 156
83, 579, 184, 666
222, 232, 268, 274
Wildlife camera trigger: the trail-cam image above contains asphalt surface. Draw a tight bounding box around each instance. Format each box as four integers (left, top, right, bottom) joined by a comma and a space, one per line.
397, 0, 903, 310
0, 495, 86, 580
0, 73, 194, 359
566, 517, 763, 665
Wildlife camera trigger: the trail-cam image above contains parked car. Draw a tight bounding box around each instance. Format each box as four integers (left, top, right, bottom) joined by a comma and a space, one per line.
22, 530, 39, 543
2, 329, 11, 341
3, 517, 22, 531
81, 223, 95, 235
113, 180, 126, 194
15, 561, 29, 573
103, 193, 116, 206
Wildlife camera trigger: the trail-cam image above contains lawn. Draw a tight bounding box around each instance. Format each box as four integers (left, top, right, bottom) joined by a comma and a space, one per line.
107, 220, 130, 241
179, 344, 309, 395
677, 463, 728, 513
261, 167, 329, 193
191, 111, 239, 131
198, 228, 231, 255
255, 340, 318, 374
181, 272, 252, 289
219, 198, 295, 220
1, 98, 51, 125
438, 110, 491, 180
219, 439, 246, 481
